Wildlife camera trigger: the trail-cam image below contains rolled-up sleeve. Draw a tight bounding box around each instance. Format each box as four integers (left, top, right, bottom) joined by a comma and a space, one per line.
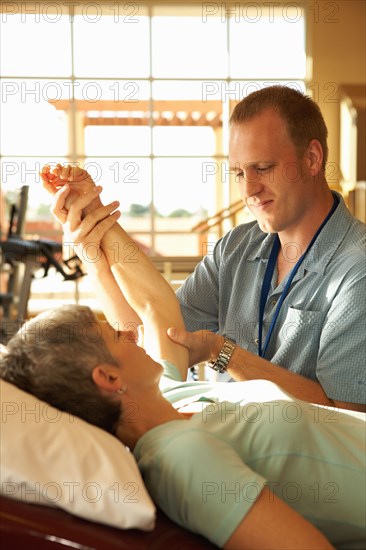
176, 245, 221, 333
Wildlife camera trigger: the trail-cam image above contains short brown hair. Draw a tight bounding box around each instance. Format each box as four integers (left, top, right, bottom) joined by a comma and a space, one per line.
230, 85, 328, 169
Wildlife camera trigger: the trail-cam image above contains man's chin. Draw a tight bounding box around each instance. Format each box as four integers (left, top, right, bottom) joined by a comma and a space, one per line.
257, 219, 276, 234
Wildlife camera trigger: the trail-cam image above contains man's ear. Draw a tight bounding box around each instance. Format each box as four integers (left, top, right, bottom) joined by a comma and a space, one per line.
92, 364, 121, 392
305, 139, 323, 176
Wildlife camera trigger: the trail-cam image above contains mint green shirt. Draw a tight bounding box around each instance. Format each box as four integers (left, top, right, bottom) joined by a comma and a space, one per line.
134, 361, 366, 548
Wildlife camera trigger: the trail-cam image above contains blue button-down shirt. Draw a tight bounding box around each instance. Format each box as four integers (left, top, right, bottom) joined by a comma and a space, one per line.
177, 193, 366, 403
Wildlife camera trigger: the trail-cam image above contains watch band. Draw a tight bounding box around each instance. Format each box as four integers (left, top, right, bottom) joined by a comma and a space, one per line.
207, 337, 236, 374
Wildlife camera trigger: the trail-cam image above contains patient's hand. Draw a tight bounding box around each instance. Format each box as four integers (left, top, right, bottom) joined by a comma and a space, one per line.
41, 164, 96, 193
41, 164, 102, 214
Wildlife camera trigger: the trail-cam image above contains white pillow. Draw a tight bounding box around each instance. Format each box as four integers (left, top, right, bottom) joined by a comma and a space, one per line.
0, 379, 156, 531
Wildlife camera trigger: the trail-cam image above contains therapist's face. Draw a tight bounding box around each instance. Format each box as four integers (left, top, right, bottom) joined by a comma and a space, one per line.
229, 108, 315, 236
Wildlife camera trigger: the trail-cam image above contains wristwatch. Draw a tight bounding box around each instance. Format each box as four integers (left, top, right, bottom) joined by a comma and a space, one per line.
207, 337, 236, 374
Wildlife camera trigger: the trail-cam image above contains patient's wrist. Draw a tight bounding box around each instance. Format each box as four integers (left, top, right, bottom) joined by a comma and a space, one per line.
86, 256, 111, 277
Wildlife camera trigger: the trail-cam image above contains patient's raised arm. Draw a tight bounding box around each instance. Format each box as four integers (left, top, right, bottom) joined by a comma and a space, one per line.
43, 168, 188, 379
42, 165, 142, 334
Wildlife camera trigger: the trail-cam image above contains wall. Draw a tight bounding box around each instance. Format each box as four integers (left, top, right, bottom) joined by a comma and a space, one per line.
309, 0, 366, 188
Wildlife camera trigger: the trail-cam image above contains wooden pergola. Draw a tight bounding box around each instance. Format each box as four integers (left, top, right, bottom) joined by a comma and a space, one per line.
48, 98, 246, 252
51, 100, 224, 128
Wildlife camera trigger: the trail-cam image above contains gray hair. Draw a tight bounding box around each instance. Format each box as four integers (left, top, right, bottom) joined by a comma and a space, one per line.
0, 305, 121, 435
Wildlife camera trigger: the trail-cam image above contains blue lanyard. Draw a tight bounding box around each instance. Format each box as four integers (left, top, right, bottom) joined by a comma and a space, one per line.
258, 197, 339, 358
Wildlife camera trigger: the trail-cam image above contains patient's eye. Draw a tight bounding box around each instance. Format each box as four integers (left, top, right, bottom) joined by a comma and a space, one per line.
112, 330, 123, 343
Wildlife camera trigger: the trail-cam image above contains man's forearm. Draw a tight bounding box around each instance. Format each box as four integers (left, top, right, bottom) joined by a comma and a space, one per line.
227, 346, 365, 411
228, 347, 329, 403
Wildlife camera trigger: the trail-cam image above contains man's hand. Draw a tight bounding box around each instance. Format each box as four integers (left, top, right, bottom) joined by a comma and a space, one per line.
167, 327, 224, 367
40, 164, 102, 214
52, 184, 120, 273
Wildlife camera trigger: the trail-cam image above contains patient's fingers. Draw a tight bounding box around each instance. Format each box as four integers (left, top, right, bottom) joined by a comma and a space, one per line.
50, 164, 89, 183
40, 173, 55, 195
48, 163, 67, 186
61, 165, 83, 182
40, 165, 59, 194
49, 165, 97, 202
41, 164, 68, 195
69, 166, 89, 181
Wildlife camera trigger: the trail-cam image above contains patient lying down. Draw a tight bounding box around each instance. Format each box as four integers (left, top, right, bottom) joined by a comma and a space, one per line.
1, 304, 365, 549
1, 166, 365, 549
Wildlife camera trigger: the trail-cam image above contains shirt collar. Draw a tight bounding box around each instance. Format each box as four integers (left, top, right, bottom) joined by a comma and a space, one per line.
302, 191, 353, 275
249, 232, 276, 261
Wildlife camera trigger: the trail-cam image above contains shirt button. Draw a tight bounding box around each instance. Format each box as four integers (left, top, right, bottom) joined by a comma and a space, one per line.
254, 338, 259, 345
272, 300, 277, 306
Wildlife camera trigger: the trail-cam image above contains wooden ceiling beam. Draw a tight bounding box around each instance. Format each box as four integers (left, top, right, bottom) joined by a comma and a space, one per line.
51, 99, 223, 113
84, 113, 222, 127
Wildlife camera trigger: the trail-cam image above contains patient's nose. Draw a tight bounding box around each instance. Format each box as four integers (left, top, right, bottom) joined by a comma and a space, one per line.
119, 329, 138, 343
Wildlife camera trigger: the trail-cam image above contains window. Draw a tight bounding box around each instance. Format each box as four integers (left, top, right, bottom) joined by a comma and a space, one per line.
0, 2, 306, 308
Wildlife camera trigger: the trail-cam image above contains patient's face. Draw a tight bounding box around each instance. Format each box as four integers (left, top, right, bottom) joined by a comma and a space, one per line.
97, 321, 163, 389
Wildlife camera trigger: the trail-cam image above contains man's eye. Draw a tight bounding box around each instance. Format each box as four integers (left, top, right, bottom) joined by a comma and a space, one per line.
256, 165, 274, 174
235, 171, 244, 178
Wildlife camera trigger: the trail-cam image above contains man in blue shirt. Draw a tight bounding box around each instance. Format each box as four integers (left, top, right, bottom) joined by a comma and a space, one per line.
41, 86, 365, 411
170, 86, 366, 411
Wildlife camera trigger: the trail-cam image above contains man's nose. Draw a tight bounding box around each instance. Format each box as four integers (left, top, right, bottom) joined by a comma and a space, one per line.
238, 168, 264, 198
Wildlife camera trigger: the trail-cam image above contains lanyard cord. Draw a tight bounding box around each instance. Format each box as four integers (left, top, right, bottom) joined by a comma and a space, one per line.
258, 196, 339, 358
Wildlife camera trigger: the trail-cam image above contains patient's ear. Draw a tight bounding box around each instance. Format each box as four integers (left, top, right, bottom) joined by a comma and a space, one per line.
92, 364, 121, 392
